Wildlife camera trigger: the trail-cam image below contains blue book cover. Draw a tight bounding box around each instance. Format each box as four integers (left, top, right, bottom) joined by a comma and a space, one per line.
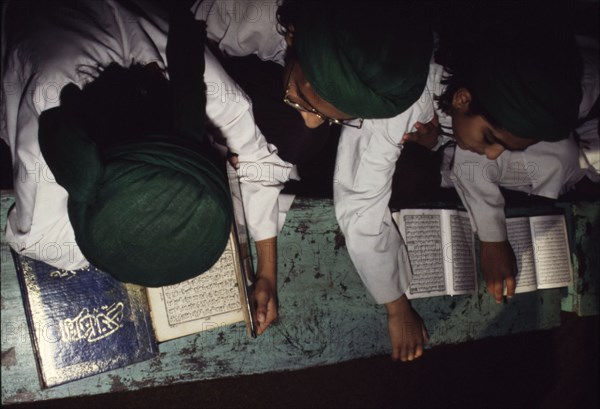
11, 251, 159, 388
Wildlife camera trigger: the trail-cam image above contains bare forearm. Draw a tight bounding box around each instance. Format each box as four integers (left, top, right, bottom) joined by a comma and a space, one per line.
255, 236, 277, 284
385, 293, 411, 316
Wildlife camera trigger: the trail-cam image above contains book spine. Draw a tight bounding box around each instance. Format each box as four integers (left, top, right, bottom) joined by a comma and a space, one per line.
10, 250, 50, 389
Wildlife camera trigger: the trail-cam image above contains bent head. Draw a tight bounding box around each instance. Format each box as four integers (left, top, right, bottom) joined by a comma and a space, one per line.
38, 62, 232, 287
277, 1, 433, 128
449, 88, 537, 160
282, 52, 357, 129
437, 16, 582, 158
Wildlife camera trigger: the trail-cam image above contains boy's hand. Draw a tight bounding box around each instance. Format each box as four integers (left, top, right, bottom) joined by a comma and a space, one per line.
385, 295, 430, 362
253, 237, 278, 335
253, 275, 278, 335
401, 113, 440, 150
480, 240, 517, 303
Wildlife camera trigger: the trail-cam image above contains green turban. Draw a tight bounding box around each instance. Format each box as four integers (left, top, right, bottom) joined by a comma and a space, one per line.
39, 124, 232, 287
37, 8, 232, 287
469, 24, 582, 141
293, 2, 433, 119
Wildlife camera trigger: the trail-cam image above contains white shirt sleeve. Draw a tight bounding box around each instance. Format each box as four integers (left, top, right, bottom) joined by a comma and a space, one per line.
3, 0, 163, 270
333, 93, 435, 304
449, 148, 508, 242
191, 0, 286, 65
2, 0, 291, 270
451, 135, 587, 242
203, 49, 294, 241
191, 0, 295, 239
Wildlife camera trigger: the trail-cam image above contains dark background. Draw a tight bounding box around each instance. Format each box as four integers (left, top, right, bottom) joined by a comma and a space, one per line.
6, 312, 599, 409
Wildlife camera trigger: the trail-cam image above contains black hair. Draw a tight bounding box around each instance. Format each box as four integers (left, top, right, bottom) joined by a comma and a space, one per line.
434, 71, 504, 132
433, 1, 576, 132
432, 1, 524, 131
59, 62, 225, 168
59, 63, 173, 148
275, 0, 301, 36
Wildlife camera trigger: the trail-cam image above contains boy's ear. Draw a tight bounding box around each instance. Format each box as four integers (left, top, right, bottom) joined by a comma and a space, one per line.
284, 25, 294, 47
452, 87, 472, 112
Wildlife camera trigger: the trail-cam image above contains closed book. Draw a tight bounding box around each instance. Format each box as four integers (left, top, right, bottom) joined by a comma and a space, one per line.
12, 251, 158, 388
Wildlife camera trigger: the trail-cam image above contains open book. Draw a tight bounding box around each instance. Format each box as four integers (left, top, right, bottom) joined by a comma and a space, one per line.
147, 166, 255, 342
506, 216, 573, 294
11, 169, 255, 388
392, 209, 572, 299
146, 228, 253, 342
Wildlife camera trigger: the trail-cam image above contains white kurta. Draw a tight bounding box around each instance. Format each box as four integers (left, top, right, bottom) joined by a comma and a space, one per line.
436, 36, 599, 242
197, 0, 599, 303
196, 0, 436, 304
1, 0, 293, 270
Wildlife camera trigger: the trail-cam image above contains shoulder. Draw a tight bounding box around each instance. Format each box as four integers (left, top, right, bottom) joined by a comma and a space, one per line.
193, 0, 286, 63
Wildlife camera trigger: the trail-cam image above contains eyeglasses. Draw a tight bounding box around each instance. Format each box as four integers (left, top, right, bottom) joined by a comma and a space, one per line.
283, 63, 364, 129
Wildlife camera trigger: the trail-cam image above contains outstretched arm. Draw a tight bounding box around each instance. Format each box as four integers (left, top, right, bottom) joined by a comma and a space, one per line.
480, 240, 517, 302
205, 48, 294, 337
450, 147, 517, 302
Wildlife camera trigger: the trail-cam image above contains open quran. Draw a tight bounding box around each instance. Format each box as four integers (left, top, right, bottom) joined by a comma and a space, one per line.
11, 169, 256, 388
392, 209, 573, 299
146, 229, 254, 342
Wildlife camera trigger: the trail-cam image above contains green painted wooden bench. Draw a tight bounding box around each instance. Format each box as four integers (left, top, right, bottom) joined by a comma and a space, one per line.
1, 192, 597, 404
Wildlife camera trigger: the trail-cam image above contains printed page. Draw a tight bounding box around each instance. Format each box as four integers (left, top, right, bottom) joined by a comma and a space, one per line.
506, 217, 538, 294
147, 233, 244, 342
447, 211, 477, 295
394, 210, 447, 299
530, 215, 572, 289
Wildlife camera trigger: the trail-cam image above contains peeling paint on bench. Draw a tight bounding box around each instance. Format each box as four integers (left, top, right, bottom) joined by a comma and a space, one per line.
2, 194, 590, 404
